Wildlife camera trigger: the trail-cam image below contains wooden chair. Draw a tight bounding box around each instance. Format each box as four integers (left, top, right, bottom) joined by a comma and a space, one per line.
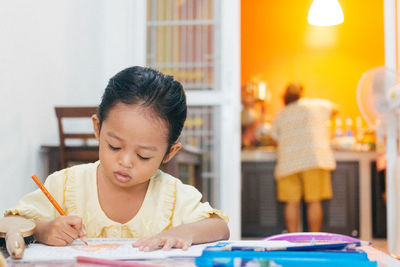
162, 145, 203, 193
55, 106, 99, 169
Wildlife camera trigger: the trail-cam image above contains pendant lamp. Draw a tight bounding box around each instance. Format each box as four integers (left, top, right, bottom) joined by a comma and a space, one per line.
308, 0, 344, 26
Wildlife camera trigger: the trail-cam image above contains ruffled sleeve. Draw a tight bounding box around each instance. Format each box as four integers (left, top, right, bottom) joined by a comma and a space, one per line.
4, 169, 68, 221
140, 171, 228, 235
171, 178, 229, 226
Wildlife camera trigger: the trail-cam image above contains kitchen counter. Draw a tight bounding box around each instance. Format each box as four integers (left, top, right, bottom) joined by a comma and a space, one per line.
241, 148, 378, 241
242, 147, 377, 162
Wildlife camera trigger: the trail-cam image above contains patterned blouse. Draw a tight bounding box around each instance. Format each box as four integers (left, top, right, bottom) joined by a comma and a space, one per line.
270, 98, 336, 178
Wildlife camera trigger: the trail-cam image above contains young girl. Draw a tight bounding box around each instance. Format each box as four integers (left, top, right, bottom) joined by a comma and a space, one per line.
5, 66, 229, 251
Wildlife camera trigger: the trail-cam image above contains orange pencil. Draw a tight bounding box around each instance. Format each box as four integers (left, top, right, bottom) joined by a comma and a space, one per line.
31, 175, 89, 246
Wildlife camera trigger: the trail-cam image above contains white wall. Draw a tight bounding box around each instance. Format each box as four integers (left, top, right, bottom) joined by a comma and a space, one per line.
0, 0, 146, 213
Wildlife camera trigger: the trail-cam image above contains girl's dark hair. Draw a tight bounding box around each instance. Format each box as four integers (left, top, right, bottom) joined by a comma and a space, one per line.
98, 66, 187, 154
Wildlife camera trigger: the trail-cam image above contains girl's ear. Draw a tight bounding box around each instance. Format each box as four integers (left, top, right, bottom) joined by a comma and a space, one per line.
92, 114, 101, 140
162, 142, 182, 163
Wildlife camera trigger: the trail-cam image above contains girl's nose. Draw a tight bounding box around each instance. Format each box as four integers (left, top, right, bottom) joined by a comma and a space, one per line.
118, 152, 133, 168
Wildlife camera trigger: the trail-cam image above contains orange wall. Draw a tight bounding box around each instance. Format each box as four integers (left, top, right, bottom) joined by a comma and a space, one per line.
241, 0, 384, 121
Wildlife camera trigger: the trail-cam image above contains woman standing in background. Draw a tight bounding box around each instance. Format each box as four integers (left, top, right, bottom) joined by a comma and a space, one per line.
270, 83, 338, 233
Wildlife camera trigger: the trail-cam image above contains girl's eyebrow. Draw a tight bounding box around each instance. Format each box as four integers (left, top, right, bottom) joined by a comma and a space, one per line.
107, 132, 122, 141
107, 131, 158, 151
138, 145, 158, 151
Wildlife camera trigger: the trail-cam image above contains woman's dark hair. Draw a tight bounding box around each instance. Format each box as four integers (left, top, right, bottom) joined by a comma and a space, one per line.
283, 82, 303, 105
98, 66, 187, 154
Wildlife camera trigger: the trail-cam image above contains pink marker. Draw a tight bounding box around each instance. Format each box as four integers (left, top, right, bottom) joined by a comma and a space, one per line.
76, 256, 161, 267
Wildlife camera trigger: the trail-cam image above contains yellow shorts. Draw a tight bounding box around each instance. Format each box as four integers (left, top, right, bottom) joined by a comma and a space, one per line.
277, 169, 333, 203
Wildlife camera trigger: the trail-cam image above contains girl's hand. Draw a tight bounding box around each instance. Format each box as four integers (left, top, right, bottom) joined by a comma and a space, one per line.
132, 232, 193, 252
132, 216, 229, 252
34, 216, 86, 246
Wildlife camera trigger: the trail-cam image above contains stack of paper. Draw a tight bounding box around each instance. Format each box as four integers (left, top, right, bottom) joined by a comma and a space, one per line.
11, 238, 214, 262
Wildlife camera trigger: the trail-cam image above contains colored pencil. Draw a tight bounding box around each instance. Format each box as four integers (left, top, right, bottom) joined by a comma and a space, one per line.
31, 174, 89, 246
76, 256, 161, 267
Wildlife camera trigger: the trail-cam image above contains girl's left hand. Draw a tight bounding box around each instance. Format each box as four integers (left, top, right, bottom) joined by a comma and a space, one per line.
132, 233, 193, 251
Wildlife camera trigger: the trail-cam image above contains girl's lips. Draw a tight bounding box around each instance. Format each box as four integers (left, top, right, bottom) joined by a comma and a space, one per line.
114, 172, 132, 183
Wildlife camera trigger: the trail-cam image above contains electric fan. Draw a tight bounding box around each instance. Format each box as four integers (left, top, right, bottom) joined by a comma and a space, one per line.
356, 66, 400, 129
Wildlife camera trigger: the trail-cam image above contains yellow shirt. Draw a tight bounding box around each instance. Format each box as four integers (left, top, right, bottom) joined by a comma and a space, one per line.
270, 98, 336, 178
5, 161, 227, 238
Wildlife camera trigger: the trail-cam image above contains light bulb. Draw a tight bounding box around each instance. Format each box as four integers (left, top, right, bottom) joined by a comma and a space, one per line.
308, 0, 344, 26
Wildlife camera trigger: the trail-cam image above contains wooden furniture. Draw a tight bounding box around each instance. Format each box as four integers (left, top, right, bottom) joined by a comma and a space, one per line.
55, 106, 99, 169
162, 145, 203, 193
40, 145, 203, 192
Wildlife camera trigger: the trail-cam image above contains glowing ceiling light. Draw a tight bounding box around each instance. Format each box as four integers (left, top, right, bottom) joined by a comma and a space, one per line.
308, 0, 344, 26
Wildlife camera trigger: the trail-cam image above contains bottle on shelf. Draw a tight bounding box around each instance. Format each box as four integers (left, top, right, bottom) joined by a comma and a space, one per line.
345, 117, 354, 137
334, 117, 343, 138
355, 116, 363, 142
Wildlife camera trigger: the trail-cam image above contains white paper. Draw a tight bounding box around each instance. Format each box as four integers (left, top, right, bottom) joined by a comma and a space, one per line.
11, 238, 215, 262
11, 239, 320, 262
